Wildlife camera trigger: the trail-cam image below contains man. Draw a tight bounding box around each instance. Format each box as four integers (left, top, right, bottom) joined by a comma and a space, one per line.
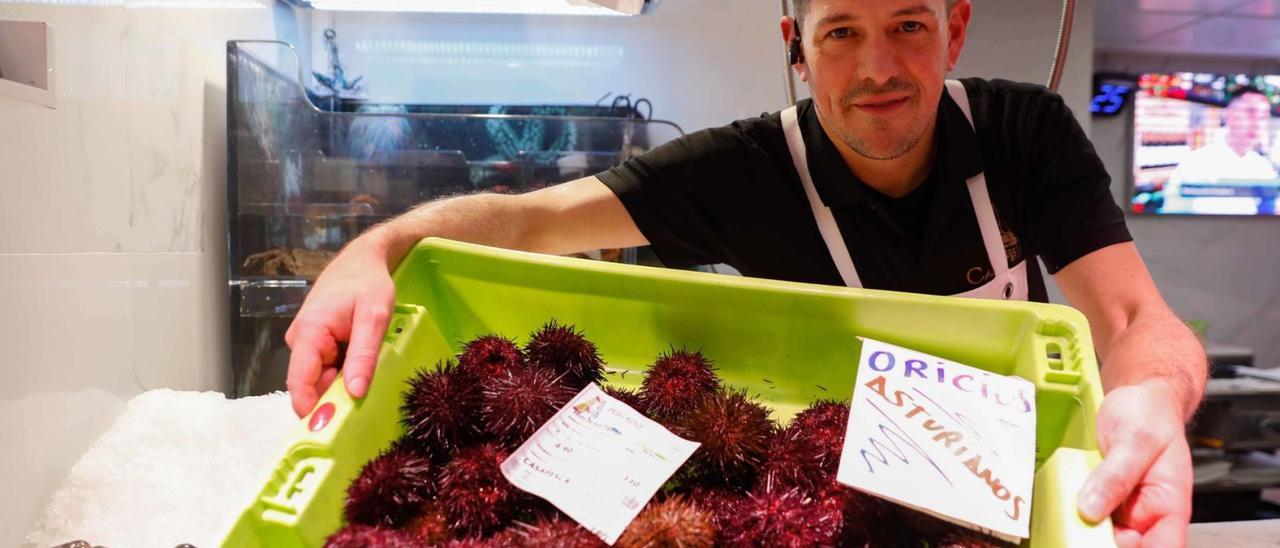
284, 1, 1205, 546
1163, 86, 1278, 215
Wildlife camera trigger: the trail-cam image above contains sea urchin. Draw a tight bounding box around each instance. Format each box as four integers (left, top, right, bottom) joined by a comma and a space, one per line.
524, 320, 605, 389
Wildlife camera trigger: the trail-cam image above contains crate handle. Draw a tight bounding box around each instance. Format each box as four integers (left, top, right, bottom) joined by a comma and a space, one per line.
259, 450, 333, 525
1037, 320, 1083, 386
383, 304, 426, 354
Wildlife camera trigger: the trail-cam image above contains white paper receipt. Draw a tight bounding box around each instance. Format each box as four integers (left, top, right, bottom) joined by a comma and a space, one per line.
500, 382, 700, 545
836, 338, 1036, 543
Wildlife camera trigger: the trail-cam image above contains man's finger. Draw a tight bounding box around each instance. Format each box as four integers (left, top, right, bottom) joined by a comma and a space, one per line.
342, 300, 392, 399
286, 340, 322, 418
286, 325, 339, 417
1078, 432, 1163, 522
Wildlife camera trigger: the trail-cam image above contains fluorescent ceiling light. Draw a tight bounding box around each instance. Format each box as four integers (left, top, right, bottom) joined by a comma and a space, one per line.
298, 0, 649, 16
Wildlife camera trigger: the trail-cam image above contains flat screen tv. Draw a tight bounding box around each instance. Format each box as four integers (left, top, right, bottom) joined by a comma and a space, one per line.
1130, 72, 1280, 216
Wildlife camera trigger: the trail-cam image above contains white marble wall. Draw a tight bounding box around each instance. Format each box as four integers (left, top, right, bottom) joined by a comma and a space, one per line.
0, 1, 306, 543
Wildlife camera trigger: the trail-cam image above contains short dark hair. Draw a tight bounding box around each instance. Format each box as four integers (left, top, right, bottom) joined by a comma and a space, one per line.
793, 0, 958, 29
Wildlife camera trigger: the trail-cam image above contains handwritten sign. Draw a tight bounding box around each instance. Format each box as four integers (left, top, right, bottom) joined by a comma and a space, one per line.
836, 338, 1036, 542
500, 383, 700, 545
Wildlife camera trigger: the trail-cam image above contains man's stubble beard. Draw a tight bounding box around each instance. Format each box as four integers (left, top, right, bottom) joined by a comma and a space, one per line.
836, 116, 928, 161
821, 76, 932, 161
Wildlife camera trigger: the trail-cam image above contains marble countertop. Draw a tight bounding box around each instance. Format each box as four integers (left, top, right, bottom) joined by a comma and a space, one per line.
1189, 519, 1280, 546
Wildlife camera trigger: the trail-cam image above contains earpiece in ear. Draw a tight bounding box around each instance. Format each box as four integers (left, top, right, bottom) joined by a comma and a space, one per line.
788, 37, 804, 65
786, 16, 805, 66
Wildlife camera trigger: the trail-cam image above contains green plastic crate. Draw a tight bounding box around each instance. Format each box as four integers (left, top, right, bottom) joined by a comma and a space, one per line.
221, 238, 1115, 547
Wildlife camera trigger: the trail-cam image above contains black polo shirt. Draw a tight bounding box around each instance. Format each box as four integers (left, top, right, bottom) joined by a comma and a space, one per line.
596, 78, 1132, 303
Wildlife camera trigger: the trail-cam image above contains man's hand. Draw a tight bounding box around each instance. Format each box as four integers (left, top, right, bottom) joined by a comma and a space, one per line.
1078, 381, 1192, 548
284, 232, 396, 417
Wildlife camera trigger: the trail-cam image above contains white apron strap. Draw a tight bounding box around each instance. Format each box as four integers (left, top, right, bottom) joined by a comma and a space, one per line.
945, 79, 1011, 280
781, 105, 863, 288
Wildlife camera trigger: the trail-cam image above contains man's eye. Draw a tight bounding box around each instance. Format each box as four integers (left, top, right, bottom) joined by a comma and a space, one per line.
900, 21, 924, 33
828, 28, 852, 39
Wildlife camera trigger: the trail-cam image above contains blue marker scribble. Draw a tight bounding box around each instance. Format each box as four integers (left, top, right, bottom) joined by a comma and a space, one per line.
863, 399, 953, 486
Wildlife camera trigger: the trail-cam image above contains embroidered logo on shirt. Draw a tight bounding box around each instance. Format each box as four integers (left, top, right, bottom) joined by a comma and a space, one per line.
967, 266, 994, 286
1002, 228, 1023, 264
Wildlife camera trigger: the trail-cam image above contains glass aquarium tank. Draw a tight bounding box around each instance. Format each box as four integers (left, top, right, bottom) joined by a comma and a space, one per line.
227, 40, 685, 396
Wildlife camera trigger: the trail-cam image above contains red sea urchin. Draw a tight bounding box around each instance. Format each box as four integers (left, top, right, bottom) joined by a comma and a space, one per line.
616, 495, 716, 548
401, 360, 483, 459
721, 476, 842, 547
323, 524, 418, 548
759, 426, 825, 495
503, 516, 606, 548
679, 388, 778, 487
442, 537, 502, 548
936, 528, 1012, 548
687, 486, 746, 526
458, 334, 525, 381
438, 443, 522, 536
760, 400, 851, 494
639, 349, 720, 420
342, 446, 435, 528
790, 400, 850, 449
524, 320, 605, 389
403, 501, 453, 545
481, 366, 577, 447
814, 481, 897, 546
686, 486, 748, 545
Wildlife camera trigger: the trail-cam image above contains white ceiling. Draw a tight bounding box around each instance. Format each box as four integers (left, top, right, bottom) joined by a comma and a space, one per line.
1095, 0, 1280, 58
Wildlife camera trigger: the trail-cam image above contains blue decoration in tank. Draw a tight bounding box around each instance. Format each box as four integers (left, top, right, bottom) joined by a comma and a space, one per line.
312, 28, 363, 106
485, 105, 578, 163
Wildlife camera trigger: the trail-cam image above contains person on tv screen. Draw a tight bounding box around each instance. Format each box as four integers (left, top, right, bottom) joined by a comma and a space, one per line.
1164, 86, 1278, 214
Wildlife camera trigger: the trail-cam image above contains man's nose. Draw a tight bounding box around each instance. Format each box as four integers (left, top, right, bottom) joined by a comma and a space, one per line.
858, 34, 906, 87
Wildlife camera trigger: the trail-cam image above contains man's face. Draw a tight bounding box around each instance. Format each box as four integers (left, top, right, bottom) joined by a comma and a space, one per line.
793, 0, 968, 161
1224, 92, 1271, 150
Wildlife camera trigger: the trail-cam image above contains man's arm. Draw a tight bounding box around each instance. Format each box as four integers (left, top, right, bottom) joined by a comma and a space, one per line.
1054, 242, 1206, 418
285, 176, 646, 416
377, 176, 649, 267
1053, 241, 1207, 547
